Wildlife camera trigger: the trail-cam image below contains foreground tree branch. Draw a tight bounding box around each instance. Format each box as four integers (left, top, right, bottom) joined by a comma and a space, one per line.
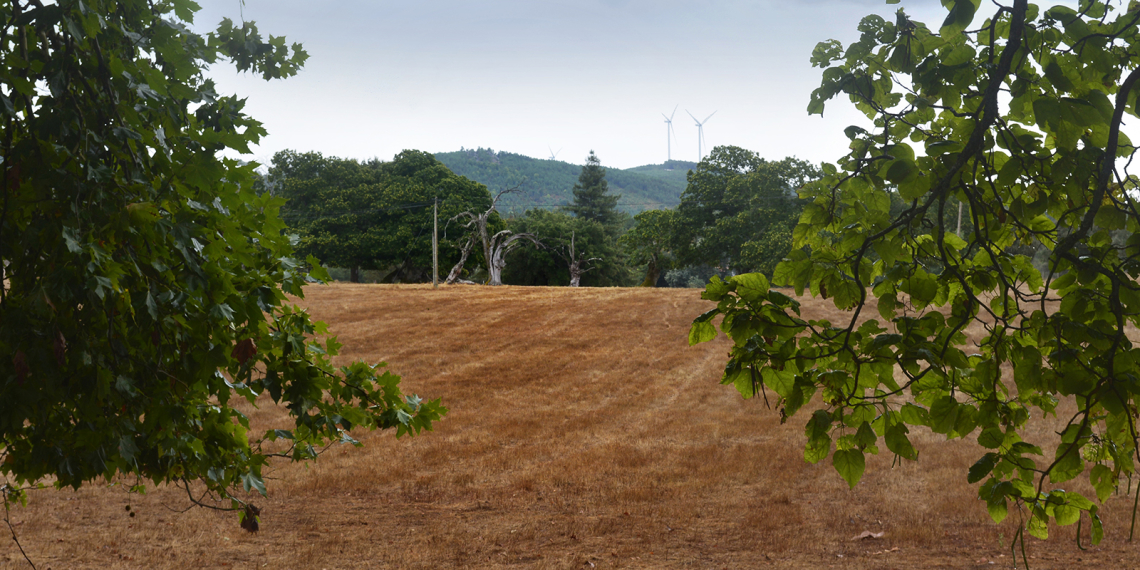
0, 0, 446, 535
694, 0, 1140, 559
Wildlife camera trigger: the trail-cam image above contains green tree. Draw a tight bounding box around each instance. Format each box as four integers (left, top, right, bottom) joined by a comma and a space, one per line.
621, 209, 675, 287
671, 147, 819, 276
564, 151, 622, 229
693, 0, 1140, 555
270, 149, 492, 283
503, 209, 628, 287
0, 0, 444, 523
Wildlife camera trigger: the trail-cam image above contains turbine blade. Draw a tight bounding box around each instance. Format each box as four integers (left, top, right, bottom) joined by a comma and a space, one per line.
704, 111, 717, 123
670, 105, 678, 121
686, 109, 700, 124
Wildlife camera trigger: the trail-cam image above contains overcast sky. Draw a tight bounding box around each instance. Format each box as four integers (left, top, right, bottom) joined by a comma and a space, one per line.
194, 0, 971, 170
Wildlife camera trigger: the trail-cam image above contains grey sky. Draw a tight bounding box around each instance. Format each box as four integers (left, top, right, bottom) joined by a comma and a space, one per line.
195, 1, 962, 170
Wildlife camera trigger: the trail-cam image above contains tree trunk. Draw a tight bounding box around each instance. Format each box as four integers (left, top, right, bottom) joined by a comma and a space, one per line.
489, 245, 506, 286
638, 256, 660, 287
350, 266, 361, 283
567, 231, 581, 287
446, 237, 475, 284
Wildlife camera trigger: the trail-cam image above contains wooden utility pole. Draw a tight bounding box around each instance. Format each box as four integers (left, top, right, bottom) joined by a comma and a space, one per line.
433, 197, 439, 288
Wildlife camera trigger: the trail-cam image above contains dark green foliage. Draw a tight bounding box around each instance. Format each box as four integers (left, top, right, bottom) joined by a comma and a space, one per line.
695, 0, 1140, 549
270, 149, 493, 281
564, 151, 623, 230
626, 160, 700, 188
0, 0, 443, 514
434, 148, 684, 214
671, 147, 820, 276
620, 209, 675, 287
502, 210, 632, 287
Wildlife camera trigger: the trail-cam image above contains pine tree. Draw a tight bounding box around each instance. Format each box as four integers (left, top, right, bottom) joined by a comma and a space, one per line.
564, 151, 620, 229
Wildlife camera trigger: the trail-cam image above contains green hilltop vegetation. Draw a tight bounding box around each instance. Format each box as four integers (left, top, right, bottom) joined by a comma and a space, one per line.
434, 148, 696, 215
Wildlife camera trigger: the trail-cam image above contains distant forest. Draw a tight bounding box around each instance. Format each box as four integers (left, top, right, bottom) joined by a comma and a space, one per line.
435, 148, 696, 215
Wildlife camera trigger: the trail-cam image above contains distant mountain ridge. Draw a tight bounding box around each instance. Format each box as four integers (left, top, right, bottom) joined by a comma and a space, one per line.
434, 148, 696, 215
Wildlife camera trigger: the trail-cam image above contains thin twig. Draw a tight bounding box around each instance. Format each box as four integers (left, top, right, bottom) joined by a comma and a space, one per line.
3, 488, 36, 570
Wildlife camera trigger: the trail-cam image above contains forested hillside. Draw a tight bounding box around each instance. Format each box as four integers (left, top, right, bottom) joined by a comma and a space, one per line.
435, 148, 689, 215
626, 159, 698, 187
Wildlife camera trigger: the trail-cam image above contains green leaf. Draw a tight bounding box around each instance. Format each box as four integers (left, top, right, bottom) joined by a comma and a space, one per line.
1091, 507, 1104, 545
833, 449, 866, 488
729, 273, 770, 302
988, 497, 1009, 524
701, 276, 733, 301
885, 422, 917, 460
929, 396, 960, 434
805, 410, 832, 464
968, 453, 998, 483
689, 319, 718, 346
1090, 464, 1116, 503
1050, 444, 1084, 483
854, 421, 877, 449
977, 426, 1004, 449
1027, 513, 1049, 540
940, 0, 979, 38
241, 472, 267, 496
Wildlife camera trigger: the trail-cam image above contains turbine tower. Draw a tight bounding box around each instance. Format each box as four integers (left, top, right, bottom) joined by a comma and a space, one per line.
662, 105, 678, 162
687, 110, 716, 160
548, 146, 562, 161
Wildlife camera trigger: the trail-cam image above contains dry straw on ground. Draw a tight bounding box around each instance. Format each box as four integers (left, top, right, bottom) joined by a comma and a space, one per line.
3, 283, 1139, 569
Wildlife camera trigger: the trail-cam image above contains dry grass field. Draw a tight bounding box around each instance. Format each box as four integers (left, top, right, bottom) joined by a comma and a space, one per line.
3, 283, 1140, 569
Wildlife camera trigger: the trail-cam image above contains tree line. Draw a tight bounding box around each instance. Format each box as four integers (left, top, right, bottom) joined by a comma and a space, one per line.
271, 146, 820, 289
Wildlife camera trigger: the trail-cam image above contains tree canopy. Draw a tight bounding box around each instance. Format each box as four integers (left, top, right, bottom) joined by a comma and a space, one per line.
563, 151, 623, 230
621, 209, 675, 287
670, 147, 819, 276
270, 149, 492, 282
502, 209, 630, 287
693, 0, 1140, 553
0, 0, 444, 518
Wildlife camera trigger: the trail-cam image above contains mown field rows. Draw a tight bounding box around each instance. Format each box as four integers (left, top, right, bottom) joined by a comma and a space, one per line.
2, 284, 1138, 569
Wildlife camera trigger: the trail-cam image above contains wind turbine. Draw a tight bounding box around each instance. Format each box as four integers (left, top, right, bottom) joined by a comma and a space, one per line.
662, 105, 678, 163
548, 146, 562, 161
687, 110, 716, 160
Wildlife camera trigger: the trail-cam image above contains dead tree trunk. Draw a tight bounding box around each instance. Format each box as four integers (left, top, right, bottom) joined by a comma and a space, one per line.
448, 185, 541, 286
445, 234, 476, 284
487, 230, 541, 286
564, 231, 600, 288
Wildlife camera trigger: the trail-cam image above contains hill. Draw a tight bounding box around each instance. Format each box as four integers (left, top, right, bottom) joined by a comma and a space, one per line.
435, 148, 691, 215
6, 284, 1134, 568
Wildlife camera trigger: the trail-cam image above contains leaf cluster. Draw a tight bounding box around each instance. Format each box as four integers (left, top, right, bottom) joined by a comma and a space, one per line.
0, 0, 444, 512
693, 0, 1140, 550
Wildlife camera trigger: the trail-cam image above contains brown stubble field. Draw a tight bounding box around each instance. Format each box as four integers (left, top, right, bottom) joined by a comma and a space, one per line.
3, 283, 1140, 569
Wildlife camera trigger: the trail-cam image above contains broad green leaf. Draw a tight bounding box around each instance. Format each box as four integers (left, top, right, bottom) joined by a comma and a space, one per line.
689, 320, 718, 346
1027, 514, 1049, 540
729, 273, 770, 302
988, 498, 1009, 523
968, 453, 998, 483
1054, 503, 1080, 526
929, 396, 960, 434
1050, 444, 1084, 483
833, 449, 866, 488
885, 422, 918, 460
1090, 464, 1116, 503
701, 276, 733, 301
